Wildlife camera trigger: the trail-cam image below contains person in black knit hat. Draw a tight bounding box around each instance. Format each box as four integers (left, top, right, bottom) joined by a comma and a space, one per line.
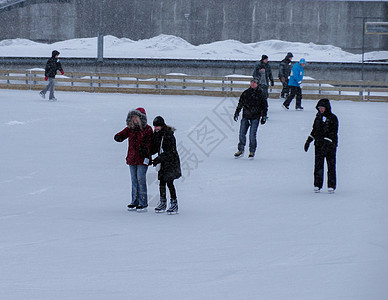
151, 116, 182, 214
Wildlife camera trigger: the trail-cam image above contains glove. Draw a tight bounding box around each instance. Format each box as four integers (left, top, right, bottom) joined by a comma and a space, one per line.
233, 114, 238, 122
45, 76, 48, 81
139, 147, 149, 158
61, 70, 64, 75
114, 134, 123, 142
304, 136, 313, 152
152, 156, 161, 166
270, 80, 274, 86
260, 116, 267, 125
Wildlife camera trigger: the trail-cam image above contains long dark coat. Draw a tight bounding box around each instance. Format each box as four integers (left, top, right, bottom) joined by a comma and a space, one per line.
151, 126, 182, 181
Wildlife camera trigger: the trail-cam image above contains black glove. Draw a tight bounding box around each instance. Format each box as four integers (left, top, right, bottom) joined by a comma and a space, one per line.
114, 134, 123, 142
270, 80, 274, 86
139, 147, 149, 158
260, 116, 267, 125
233, 114, 238, 122
152, 156, 161, 166
304, 136, 313, 152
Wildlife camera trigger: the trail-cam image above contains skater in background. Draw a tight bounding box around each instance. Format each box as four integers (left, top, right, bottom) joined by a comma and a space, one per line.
282, 58, 306, 110
151, 116, 181, 214
39, 50, 64, 101
278, 52, 293, 99
304, 98, 339, 193
233, 78, 268, 159
252, 54, 274, 104
114, 107, 153, 212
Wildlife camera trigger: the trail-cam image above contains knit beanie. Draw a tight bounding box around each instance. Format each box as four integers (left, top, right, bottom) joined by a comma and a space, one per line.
153, 116, 165, 127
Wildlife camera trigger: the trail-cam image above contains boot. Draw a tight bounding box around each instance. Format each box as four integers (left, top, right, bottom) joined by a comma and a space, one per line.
155, 198, 167, 213
167, 199, 178, 215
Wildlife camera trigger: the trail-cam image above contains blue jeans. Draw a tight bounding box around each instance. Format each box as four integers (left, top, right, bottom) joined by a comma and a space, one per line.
238, 118, 260, 153
129, 165, 148, 206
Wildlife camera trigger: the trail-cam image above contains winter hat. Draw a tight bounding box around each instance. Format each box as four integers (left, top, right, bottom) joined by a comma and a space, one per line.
136, 107, 146, 116
251, 78, 259, 84
286, 52, 293, 59
299, 58, 306, 64
261, 55, 268, 60
52, 50, 60, 57
153, 116, 165, 127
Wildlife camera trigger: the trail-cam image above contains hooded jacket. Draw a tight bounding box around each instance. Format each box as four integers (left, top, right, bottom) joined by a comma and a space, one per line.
114, 107, 153, 165
45, 50, 63, 78
288, 62, 304, 87
309, 99, 339, 147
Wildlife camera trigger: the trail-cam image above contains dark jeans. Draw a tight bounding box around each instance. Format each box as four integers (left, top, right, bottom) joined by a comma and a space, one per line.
159, 180, 177, 200
238, 118, 260, 153
314, 143, 337, 189
283, 86, 302, 108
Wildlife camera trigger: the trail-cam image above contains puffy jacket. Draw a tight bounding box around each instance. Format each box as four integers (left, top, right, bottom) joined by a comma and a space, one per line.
278, 54, 293, 80
309, 98, 339, 147
114, 108, 153, 165
288, 62, 304, 87
234, 87, 268, 119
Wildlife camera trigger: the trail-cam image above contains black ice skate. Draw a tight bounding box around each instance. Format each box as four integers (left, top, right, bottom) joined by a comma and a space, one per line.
155, 199, 167, 213
167, 199, 178, 215
127, 203, 137, 211
296, 106, 304, 111
234, 150, 244, 159
136, 205, 148, 212
248, 152, 255, 160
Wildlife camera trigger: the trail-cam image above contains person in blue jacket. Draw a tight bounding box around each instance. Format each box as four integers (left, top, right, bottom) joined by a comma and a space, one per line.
282, 58, 305, 110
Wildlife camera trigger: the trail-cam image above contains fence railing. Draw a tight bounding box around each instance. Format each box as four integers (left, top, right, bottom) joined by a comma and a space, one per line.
0, 69, 387, 102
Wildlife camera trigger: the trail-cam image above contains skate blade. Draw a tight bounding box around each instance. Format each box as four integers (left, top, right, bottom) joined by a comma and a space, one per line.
127, 208, 137, 211
234, 155, 243, 159
155, 209, 166, 213
167, 211, 178, 215
136, 208, 148, 213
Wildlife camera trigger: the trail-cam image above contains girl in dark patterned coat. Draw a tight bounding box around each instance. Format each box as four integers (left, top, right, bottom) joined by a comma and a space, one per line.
304, 98, 339, 193
114, 107, 153, 211
151, 116, 182, 214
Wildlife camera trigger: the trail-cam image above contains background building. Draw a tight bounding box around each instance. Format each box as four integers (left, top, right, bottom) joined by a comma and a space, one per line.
0, 0, 387, 53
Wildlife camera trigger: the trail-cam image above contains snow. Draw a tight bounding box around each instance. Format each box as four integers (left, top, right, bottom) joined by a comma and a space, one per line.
0, 34, 387, 62
1, 89, 387, 299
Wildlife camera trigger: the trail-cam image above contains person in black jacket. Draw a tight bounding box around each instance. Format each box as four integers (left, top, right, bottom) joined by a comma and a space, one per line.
39, 50, 64, 101
151, 116, 182, 214
252, 55, 274, 103
304, 98, 339, 193
233, 78, 268, 159
278, 52, 293, 98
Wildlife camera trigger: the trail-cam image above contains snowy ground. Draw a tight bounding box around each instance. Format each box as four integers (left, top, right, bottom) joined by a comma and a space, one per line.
1, 89, 388, 300
0, 34, 387, 62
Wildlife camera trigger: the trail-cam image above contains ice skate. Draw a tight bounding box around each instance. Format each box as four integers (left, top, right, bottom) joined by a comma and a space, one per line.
155, 199, 167, 213
127, 203, 137, 211
328, 187, 335, 194
282, 104, 289, 110
136, 205, 148, 212
314, 186, 321, 193
248, 152, 255, 160
234, 150, 244, 159
167, 199, 178, 215
39, 91, 45, 99
296, 106, 304, 111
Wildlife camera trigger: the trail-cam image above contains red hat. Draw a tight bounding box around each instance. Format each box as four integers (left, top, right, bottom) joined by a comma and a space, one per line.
136, 107, 146, 115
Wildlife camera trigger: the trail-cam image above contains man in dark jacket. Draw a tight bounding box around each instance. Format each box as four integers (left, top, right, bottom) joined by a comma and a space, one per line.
304, 98, 339, 193
278, 52, 293, 98
39, 50, 64, 101
252, 55, 274, 103
233, 78, 268, 159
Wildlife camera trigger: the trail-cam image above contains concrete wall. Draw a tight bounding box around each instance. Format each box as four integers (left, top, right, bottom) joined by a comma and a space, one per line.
0, 0, 387, 52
